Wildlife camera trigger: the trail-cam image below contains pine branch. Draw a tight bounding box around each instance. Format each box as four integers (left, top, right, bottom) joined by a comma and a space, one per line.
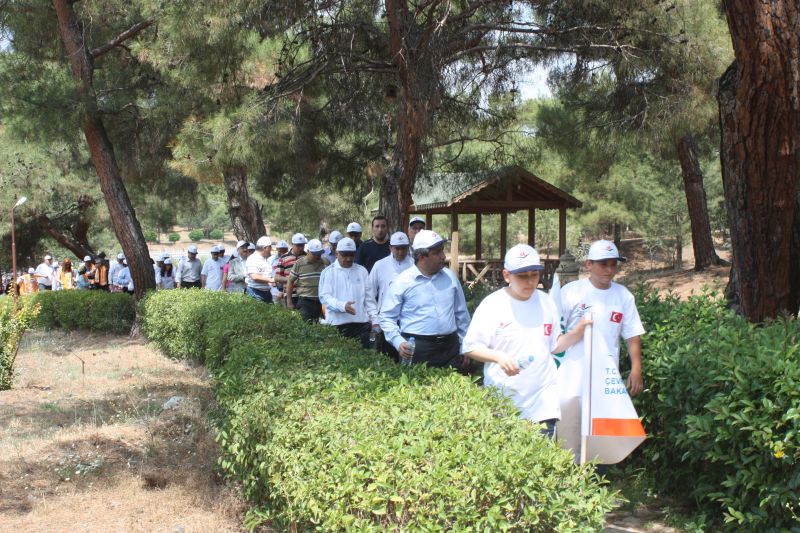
90, 20, 153, 59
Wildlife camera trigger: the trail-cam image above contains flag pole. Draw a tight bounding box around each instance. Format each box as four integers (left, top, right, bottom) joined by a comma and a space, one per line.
580, 312, 593, 465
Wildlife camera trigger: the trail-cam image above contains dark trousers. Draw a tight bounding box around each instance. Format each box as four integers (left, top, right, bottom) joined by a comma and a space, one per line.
246, 286, 273, 303
376, 331, 399, 363
297, 297, 322, 322
39, 284, 52, 291
180, 280, 201, 289
337, 322, 371, 348
400, 331, 463, 369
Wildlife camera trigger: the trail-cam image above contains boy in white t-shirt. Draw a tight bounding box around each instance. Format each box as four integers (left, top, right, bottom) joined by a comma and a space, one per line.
463, 244, 589, 438
557, 239, 645, 457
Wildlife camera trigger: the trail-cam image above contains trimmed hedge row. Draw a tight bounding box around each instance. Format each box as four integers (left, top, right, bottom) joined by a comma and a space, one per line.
141, 289, 616, 531
634, 289, 800, 531
0, 298, 40, 390
30, 290, 135, 334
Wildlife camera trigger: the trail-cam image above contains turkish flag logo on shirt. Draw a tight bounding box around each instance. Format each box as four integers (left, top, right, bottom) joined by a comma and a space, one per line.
610, 311, 623, 323
543, 324, 553, 335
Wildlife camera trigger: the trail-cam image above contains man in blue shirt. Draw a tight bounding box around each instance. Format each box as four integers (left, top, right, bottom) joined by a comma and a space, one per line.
379, 230, 471, 369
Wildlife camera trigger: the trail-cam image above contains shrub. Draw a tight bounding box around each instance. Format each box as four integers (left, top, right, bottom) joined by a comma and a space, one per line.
209, 228, 224, 240
31, 290, 135, 334
633, 288, 800, 531
0, 299, 40, 390
141, 290, 616, 531
188, 229, 204, 242
168, 232, 180, 242
143, 229, 159, 243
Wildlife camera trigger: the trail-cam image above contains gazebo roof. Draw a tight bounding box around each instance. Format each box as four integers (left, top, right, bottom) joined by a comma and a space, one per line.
410, 165, 582, 214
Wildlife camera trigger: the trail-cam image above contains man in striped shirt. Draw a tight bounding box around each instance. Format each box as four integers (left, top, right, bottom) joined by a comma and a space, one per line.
286, 239, 329, 322
274, 233, 307, 306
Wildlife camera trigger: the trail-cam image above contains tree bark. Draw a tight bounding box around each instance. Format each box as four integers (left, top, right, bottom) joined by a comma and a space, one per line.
676, 134, 723, 271
53, 0, 156, 300
222, 165, 266, 242
718, 0, 800, 322
35, 212, 94, 260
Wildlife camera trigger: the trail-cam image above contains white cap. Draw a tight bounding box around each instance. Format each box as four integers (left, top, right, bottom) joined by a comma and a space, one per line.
164, 258, 172, 265
160, 252, 170, 260
28, 267, 35, 274
247, 242, 256, 251
328, 230, 343, 244
217, 244, 225, 253
277, 240, 289, 249
44, 254, 52, 260
307, 238, 324, 253
337, 237, 357, 252
83, 255, 92, 262
291, 233, 308, 245
346, 222, 362, 233
117, 253, 125, 260
409, 216, 425, 226
256, 236, 272, 248
587, 240, 627, 262
389, 232, 410, 246
187, 245, 198, 254
412, 230, 446, 250
210, 245, 221, 253
236, 240, 248, 249
504, 244, 544, 274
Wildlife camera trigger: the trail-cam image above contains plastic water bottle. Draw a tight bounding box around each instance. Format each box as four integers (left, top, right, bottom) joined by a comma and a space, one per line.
369, 324, 380, 344
517, 354, 534, 370
402, 337, 416, 366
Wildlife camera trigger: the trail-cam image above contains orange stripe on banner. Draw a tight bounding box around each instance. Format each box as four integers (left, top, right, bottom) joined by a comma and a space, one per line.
592, 418, 646, 437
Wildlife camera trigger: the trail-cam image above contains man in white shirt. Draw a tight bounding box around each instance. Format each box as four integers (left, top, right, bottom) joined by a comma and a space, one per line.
319, 237, 377, 348
463, 244, 589, 438
34, 254, 55, 290
558, 239, 646, 457
369, 231, 413, 360
176, 245, 202, 288
226, 240, 250, 293
109, 253, 125, 289
201, 245, 225, 291
246, 236, 276, 303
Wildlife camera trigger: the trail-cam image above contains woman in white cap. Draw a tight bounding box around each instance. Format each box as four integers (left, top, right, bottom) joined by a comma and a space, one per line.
286, 238, 329, 321
158, 258, 176, 289
463, 244, 589, 438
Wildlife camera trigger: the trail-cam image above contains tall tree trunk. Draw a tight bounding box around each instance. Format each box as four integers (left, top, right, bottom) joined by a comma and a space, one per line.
676, 134, 723, 270
53, 0, 156, 300
222, 165, 266, 242
718, 0, 800, 322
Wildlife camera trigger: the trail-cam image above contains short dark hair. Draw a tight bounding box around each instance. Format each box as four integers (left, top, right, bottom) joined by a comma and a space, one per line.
372, 215, 387, 225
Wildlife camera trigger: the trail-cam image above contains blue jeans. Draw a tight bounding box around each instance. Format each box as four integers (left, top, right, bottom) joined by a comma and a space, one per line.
246, 286, 273, 303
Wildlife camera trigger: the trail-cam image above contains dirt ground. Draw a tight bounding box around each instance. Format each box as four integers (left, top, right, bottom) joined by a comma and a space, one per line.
0, 330, 246, 533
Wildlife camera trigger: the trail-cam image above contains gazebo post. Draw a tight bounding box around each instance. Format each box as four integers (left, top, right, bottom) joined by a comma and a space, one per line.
425, 212, 433, 231
559, 207, 567, 256
450, 209, 460, 276
500, 212, 508, 255
528, 209, 536, 247
475, 213, 482, 260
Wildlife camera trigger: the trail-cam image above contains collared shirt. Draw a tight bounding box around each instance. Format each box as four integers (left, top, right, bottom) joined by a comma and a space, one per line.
276, 252, 305, 290
289, 256, 329, 298
321, 248, 336, 266
226, 256, 247, 292
379, 265, 471, 351
176, 257, 201, 283
368, 254, 413, 310
246, 252, 273, 291
109, 261, 124, 288
34, 262, 54, 287
201, 257, 225, 291
115, 266, 132, 288
318, 260, 377, 326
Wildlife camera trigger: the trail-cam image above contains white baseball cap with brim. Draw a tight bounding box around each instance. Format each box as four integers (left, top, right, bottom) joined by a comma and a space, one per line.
291, 233, 308, 245
83, 255, 93, 262
328, 230, 343, 244
408, 216, 425, 226
276, 240, 289, 249
307, 239, 324, 253
256, 236, 272, 248
504, 244, 544, 273
337, 237, 357, 253
210, 245, 221, 253
28, 267, 35, 273
164, 258, 172, 265
412, 230, 446, 250
44, 254, 52, 260
236, 240, 248, 249
346, 222, 362, 233
117, 253, 125, 260
587, 240, 627, 262
187, 245, 198, 254
247, 242, 256, 251
389, 232, 410, 246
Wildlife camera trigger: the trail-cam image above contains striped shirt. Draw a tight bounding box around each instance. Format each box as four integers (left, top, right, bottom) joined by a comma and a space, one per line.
276, 252, 305, 290
289, 256, 330, 298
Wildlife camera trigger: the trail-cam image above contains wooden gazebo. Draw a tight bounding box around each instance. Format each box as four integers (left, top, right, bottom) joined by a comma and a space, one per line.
404, 166, 582, 287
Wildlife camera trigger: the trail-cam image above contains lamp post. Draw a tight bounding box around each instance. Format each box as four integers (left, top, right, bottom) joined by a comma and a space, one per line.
11, 196, 27, 310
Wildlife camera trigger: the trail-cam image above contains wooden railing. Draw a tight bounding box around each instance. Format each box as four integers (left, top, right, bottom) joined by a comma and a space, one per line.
455, 258, 560, 289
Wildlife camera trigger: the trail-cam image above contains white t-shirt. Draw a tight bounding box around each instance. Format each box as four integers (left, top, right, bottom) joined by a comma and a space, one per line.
462, 288, 561, 423
34, 262, 54, 287
246, 252, 272, 291
201, 257, 225, 291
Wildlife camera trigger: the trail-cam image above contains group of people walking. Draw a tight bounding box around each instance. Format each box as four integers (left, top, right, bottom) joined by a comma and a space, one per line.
10, 252, 135, 294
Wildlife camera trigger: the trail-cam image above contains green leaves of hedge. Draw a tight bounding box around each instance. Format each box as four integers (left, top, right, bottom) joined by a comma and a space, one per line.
633, 288, 800, 531
141, 290, 616, 531
30, 290, 135, 334
0, 298, 39, 390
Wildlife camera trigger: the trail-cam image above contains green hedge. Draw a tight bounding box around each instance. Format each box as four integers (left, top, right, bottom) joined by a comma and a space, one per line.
0, 299, 40, 390
30, 290, 135, 334
188, 229, 204, 242
141, 290, 616, 531
633, 288, 800, 531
